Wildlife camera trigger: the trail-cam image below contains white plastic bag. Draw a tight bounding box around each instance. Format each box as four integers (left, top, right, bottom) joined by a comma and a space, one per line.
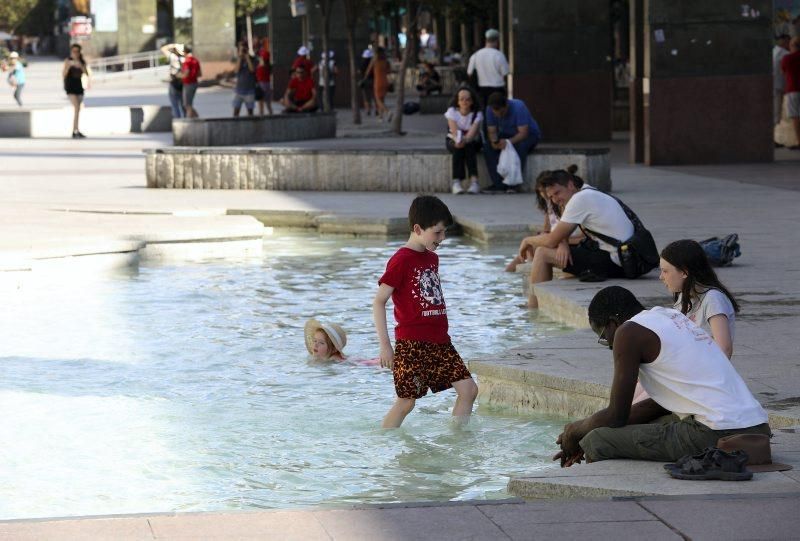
497, 140, 523, 186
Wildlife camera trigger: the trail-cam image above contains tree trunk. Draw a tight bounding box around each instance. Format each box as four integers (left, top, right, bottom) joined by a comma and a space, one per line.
344, 2, 362, 124
320, 0, 331, 112
460, 22, 468, 56
473, 17, 483, 51
444, 9, 453, 56
392, 0, 419, 135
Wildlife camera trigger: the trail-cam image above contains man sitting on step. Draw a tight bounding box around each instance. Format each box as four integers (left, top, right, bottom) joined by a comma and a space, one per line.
554, 286, 771, 467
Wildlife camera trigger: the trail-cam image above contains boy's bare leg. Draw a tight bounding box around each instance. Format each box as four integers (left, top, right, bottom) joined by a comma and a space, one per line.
451, 378, 478, 421
382, 397, 415, 428
527, 247, 559, 308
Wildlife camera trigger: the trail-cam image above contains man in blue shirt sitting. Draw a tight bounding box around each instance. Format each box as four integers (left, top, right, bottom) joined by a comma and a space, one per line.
483, 92, 541, 193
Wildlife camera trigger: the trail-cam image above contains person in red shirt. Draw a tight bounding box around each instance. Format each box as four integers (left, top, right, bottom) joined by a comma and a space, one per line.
179, 46, 202, 118
256, 38, 273, 115
781, 37, 800, 149
373, 196, 478, 428
281, 66, 317, 112
291, 46, 314, 75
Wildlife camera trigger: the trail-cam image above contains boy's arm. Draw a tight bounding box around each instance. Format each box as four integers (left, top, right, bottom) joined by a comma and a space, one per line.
373, 283, 395, 369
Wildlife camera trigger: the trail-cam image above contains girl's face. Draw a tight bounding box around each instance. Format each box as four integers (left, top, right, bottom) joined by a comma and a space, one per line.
659, 258, 687, 294
457, 90, 472, 110
71, 47, 81, 60
311, 330, 332, 359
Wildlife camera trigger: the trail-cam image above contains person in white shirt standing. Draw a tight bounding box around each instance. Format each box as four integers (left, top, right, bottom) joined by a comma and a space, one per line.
554, 286, 770, 467
467, 28, 509, 108
774, 34, 791, 125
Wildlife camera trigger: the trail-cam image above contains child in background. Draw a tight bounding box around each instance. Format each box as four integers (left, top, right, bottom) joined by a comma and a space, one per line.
305, 319, 347, 361
373, 195, 479, 428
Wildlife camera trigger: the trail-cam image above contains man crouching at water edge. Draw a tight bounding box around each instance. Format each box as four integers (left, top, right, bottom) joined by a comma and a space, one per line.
554, 286, 770, 467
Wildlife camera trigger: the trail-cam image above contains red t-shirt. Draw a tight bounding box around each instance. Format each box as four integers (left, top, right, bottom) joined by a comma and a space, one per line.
256, 50, 271, 82
288, 76, 314, 103
182, 55, 201, 84
379, 247, 450, 344
782, 51, 800, 94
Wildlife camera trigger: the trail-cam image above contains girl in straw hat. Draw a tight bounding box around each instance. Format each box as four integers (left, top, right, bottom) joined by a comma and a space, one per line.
305, 318, 347, 361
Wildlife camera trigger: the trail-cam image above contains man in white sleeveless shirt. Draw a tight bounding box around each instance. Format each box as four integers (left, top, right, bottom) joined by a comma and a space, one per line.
555, 286, 770, 467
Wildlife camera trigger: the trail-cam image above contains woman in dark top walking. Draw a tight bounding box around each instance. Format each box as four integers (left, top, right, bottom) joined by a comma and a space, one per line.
62, 43, 90, 138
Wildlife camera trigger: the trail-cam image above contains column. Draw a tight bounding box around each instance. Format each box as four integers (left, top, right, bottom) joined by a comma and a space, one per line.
511, 0, 612, 142
642, 1, 772, 164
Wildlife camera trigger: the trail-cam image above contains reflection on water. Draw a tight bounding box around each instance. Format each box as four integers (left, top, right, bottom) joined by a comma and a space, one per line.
0, 234, 569, 519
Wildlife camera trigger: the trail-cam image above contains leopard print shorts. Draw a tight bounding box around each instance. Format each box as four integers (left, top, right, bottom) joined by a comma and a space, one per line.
392, 340, 472, 399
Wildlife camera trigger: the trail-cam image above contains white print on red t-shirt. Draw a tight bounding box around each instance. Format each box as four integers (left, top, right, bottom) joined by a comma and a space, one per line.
412, 266, 447, 317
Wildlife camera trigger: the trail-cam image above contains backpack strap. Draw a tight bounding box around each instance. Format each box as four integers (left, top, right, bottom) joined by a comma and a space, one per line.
577, 187, 646, 246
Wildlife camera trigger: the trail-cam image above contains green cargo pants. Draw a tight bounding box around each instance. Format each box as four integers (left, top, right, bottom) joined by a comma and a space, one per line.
580, 414, 772, 463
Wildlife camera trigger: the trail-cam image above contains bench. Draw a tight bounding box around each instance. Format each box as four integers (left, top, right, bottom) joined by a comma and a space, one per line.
172, 112, 336, 146
144, 146, 611, 192
0, 105, 172, 137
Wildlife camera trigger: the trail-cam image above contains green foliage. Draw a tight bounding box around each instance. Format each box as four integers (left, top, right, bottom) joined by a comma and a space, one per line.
236, 0, 269, 17
0, 0, 37, 32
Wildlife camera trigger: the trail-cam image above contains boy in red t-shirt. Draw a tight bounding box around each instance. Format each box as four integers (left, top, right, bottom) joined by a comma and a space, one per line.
374, 196, 478, 428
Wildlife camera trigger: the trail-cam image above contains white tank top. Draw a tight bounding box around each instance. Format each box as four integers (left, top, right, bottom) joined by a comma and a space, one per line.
631, 307, 767, 430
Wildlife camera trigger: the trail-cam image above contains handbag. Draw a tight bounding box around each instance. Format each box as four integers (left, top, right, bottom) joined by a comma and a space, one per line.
580, 193, 659, 279
699, 234, 740, 266
170, 74, 183, 91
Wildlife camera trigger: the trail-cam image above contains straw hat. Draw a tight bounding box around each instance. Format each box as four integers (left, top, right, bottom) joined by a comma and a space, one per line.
9, 51, 19, 59
717, 434, 793, 473
304, 318, 347, 355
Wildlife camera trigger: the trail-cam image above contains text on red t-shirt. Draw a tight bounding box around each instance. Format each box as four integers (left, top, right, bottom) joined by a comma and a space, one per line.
378, 247, 450, 344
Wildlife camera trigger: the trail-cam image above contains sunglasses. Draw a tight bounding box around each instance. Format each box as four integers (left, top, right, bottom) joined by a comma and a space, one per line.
597, 325, 609, 347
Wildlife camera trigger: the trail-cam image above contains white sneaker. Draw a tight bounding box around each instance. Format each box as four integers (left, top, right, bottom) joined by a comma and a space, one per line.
467, 180, 481, 194
451, 180, 465, 195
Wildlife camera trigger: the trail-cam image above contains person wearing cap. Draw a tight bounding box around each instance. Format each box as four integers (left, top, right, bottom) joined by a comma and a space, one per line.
554, 286, 771, 468
358, 47, 375, 115
160, 42, 185, 118
317, 50, 337, 111
6, 51, 25, 106
292, 46, 314, 76
305, 319, 347, 361
466, 29, 509, 108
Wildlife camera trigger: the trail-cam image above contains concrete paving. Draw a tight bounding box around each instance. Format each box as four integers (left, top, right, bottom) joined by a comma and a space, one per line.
2, 55, 800, 536
1, 494, 799, 540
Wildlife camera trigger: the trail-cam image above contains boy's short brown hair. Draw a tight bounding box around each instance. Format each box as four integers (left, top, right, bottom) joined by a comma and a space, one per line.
408, 195, 453, 231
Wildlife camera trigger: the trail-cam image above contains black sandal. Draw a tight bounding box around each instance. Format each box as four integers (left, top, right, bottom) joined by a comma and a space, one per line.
665, 447, 752, 481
